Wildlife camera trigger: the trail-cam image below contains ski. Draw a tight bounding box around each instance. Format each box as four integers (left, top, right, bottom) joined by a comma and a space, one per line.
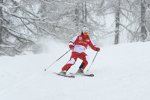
82, 73, 94, 77
70, 73, 94, 77
54, 72, 75, 78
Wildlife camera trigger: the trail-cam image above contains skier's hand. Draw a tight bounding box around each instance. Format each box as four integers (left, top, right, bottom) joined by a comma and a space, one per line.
69, 45, 74, 50
96, 47, 100, 52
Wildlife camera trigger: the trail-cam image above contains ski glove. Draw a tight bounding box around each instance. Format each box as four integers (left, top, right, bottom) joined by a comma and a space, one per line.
69, 45, 74, 50
96, 47, 100, 52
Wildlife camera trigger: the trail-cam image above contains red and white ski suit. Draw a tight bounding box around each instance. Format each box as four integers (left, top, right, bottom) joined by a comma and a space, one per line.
62, 34, 99, 71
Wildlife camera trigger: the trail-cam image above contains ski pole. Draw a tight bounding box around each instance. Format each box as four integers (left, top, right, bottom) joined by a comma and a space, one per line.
44, 50, 71, 71
86, 51, 98, 72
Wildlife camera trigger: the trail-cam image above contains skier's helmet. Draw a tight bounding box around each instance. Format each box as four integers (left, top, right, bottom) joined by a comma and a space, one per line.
82, 27, 90, 35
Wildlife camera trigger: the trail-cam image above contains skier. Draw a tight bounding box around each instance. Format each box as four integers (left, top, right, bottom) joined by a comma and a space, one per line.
59, 27, 100, 75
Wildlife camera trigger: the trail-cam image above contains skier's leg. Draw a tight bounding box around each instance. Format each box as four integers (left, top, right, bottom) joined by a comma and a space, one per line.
62, 58, 75, 71
76, 62, 84, 74
77, 52, 89, 73
61, 52, 78, 72
79, 62, 84, 69
79, 53, 89, 70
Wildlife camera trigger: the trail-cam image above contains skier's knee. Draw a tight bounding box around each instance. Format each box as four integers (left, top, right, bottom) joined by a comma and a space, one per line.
86, 56, 89, 62
67, 58, 75, 64
84, 60, 88, 65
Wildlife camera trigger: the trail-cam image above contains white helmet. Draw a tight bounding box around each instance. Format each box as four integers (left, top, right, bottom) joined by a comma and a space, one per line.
81, 27, 89, 33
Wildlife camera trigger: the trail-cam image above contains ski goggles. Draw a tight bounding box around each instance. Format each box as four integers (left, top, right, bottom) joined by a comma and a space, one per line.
83, 32, 90, 35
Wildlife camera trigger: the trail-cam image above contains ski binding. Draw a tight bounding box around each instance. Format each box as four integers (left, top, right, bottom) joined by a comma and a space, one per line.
55, 72, 75, 78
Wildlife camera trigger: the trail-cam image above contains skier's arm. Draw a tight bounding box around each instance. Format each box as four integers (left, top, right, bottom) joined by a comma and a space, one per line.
89, 40, 100, 52
69, 36, 78, 50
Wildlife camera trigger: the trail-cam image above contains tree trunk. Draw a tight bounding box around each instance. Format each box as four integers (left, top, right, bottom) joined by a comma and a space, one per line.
140, 0, 147, 41
0, 0, 3, 44
75, 4, 79, 30
114, 0, 120, 44
84, 1, 87, 23
82, 1, 87, 24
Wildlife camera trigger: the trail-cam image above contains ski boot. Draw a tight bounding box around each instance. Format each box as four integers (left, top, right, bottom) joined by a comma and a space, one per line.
59, 70, 66, 76
76, 68, 84, 75
76, 62, 84, 74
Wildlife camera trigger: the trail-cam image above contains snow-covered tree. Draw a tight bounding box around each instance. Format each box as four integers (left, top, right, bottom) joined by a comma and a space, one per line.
1, 0, 150, 56
0, 0, 3, 44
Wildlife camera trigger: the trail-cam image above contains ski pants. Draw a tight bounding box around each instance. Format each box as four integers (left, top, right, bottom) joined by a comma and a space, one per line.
62, 52, 88, 71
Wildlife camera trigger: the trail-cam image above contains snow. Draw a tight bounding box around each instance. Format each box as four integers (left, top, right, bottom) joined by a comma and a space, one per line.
0, 41, 150, 100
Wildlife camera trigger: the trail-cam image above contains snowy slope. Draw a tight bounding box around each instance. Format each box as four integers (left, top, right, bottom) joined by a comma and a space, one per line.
0, 41, 150, 100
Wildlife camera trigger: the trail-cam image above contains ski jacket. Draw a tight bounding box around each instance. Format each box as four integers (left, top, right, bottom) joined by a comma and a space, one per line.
69, 34, 97, 53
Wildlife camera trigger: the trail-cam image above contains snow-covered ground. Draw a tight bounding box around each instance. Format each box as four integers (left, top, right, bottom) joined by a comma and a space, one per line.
0, 41, 150, 100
